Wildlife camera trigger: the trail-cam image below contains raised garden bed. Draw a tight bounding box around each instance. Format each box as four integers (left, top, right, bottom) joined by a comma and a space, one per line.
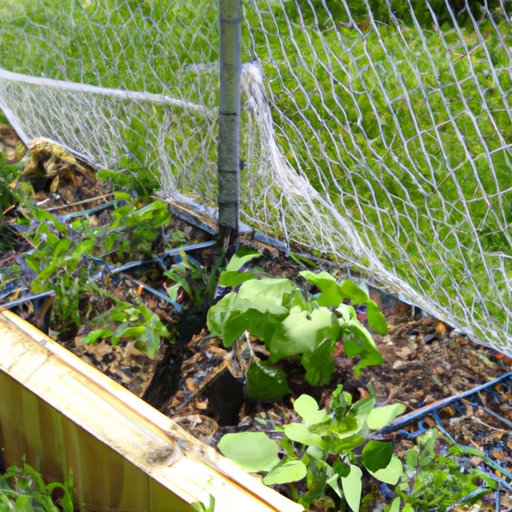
1, 125, 511, 511
0, 309, 301, 512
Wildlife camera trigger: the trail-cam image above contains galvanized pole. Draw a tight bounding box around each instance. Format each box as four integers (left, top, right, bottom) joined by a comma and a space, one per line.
217, 0, 241, 256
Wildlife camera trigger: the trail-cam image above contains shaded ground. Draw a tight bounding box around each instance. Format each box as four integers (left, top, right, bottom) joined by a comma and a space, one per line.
1, 124, 511, 510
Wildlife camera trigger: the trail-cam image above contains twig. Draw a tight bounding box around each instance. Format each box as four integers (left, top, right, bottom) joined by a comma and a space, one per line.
46, 193, 115, 212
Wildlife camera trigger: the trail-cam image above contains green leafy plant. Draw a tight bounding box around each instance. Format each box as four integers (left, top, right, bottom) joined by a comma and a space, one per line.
96, 165, 159, 202
387, 429, 496, 511
99, 195, 171, 260
2, 192, 174, 355
22, 198, 173, 334
164, 245, 237, 314
191, 495, 216, 512
0, 152, 33, 251
0, 461, 74, 511
207, 268, 386, 398
83, 300, 170, 358
0, 154, 16, 217
67, 196, 172, 262
25, 207, 98, 327
218, 385, 406, 511
165, 252, 208, 309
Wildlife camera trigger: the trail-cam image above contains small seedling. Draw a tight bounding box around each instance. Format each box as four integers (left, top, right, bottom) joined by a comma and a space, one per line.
83, 300, 169, 358
388, 429, 497, 511
218, 385, 406, 512
0, 461, 74, 512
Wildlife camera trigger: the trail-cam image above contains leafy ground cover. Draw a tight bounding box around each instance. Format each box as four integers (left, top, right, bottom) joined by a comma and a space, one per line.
1, 125, 511, 511
0, 461, 73, 512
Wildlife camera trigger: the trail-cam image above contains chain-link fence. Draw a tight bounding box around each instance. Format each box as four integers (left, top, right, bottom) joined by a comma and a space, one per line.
0, 0, 511, 352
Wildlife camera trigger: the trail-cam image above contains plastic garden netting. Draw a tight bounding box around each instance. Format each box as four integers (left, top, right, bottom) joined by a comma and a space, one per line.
0, 0, 510, 352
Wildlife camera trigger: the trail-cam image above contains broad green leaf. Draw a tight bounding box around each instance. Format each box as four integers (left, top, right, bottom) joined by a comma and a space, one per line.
293, 394, 328, 425
138, 330, 160, 358
133, 200, 171, 223
207, 279, 294, 345
237, 278, 294, 309
207, 293, 250, 345
263, 460, 307, 485
82, 329, 112, 344
367, 300, 387, 335
218, 433, 279, 472
341, 465, 362, 512
111, 322, 128, 344
335, 303, 357, 323
361, 440, 393, 472
306, 445, 324, 460
299, 458, 333, 508
350, 394, 376, 418
416, 429, 439, 467
368, 455, 404, 485
343, 321, 379, 352
284, 423, 325, 449
15, 495, 32, 509
367, 403, 406, 430
167, 283, 180, 301
326, 473, 343, 498
330, 434, 367, 454
301, 338, 336, 386
113, 325, 146, 339
74, 238, 96, 258
111, 189, 135, 201
405, 448, 418, 471
225, 249, 260, 272
246, 361, 290, 400
299, 270, 343, 306
111, 306, 131, 322
269, 306, 339, 360
388, 497, 401, 512
343, 322, 384, 375
218, 271, 255, 287
207, 294, 284, 347
329, 384, 352, 419
239, 310, 282, 346
333, 459, 351, 478
53, 238, 72, 259
340, 280, 369, 304
343, 338, 384, 377
126, 307, 142, 321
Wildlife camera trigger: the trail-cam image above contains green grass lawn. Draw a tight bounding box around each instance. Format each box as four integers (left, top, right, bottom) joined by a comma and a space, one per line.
244, 2, 512, 343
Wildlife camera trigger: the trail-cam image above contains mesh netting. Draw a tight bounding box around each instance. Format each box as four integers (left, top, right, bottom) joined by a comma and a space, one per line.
0, 1, 220, 201
0, 0, 511, 352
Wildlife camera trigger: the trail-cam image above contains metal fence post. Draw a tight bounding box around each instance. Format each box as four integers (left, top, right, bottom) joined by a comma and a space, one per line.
217, 0, 241, 256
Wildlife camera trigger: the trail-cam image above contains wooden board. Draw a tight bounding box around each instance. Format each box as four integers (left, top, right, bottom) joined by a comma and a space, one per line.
0, 310, 302, 512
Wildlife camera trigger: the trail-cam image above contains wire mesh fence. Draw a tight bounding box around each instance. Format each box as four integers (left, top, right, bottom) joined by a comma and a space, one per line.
0, 0, 510, 353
